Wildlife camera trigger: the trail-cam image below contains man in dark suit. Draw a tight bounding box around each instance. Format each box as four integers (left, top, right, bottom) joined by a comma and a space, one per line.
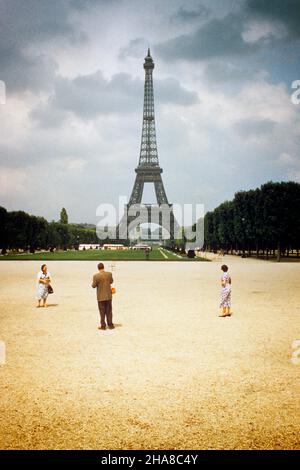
92, 262, 114, 330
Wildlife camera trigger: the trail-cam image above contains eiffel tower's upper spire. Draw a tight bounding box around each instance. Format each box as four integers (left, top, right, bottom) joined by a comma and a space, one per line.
144, 47, 154, 70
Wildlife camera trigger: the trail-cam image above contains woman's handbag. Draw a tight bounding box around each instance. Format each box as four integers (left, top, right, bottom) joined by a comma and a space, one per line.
48, 284, 54, 294
111, 287, 116, 295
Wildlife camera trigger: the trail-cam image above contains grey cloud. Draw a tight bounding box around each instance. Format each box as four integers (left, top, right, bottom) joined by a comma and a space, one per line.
47, 72, 141, 118
203, 61, 252, 84
118, 38, 148, 60
201, 59, 268, 87
30, 101, 69, 128
156, 14, 258, 62
70, 0, 117, 10
170, 4, 210, 24
156, 78, 199, 106
0, 44, 58, 93
0, 143, 22, 167
246, 0, 300, 37
0, 0, 88, 44
30, 70, 199, 126
233, 118, 276, 138
0, 0, 90, 93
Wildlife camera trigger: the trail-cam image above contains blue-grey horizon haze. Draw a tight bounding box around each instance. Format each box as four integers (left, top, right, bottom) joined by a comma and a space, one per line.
0, 0, 300, 223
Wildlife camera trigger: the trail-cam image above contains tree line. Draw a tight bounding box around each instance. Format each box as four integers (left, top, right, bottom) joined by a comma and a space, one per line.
0, 206, 99, 254
203, 181, 300, 261
1, 181, 300, 259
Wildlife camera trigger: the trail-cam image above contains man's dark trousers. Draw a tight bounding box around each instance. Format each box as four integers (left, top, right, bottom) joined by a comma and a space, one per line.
98, 300, 113, 327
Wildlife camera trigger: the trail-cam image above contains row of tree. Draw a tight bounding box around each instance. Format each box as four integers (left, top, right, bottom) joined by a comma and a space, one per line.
203, 181, 300, 261
1, 181, 299, 259
0, 207, 99, 253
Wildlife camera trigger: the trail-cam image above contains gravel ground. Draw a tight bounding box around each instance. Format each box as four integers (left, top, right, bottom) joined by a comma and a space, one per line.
0, 258, 299, 450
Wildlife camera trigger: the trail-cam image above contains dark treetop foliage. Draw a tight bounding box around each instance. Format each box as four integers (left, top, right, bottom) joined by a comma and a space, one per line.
60, 207, 68, 225
203, 181, 300, 261
0, 207, 101, 254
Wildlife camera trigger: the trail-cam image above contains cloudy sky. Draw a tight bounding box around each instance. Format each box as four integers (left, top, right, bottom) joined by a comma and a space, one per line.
0, 0, 300, 223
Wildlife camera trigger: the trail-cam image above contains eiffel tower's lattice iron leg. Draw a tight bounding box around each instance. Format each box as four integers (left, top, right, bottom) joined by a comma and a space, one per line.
154, 176, 168, 205
128, 174, 144, 206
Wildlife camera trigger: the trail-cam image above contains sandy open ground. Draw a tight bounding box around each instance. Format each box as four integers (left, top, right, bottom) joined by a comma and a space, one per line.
0, 258, 300, 450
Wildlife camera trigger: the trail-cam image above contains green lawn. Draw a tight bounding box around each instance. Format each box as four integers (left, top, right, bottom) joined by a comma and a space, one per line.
0, 248, 208, 261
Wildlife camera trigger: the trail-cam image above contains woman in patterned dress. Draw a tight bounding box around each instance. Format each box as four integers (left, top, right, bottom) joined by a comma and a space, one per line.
219, 264, 232, 317
37, 264, 51, 308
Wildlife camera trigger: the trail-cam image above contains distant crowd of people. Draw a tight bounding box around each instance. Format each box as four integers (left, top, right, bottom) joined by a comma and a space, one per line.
36, 262, 232, 326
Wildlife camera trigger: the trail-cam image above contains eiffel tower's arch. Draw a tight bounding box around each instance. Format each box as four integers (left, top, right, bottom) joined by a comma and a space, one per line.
120, 203, 180, 242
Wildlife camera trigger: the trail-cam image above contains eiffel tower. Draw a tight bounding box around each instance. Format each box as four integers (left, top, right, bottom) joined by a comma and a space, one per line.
118, 49, 179, 241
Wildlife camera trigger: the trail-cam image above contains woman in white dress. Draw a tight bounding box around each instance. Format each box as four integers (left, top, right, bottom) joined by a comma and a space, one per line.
219, 264, 232, 317
37, 264, 51, 308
